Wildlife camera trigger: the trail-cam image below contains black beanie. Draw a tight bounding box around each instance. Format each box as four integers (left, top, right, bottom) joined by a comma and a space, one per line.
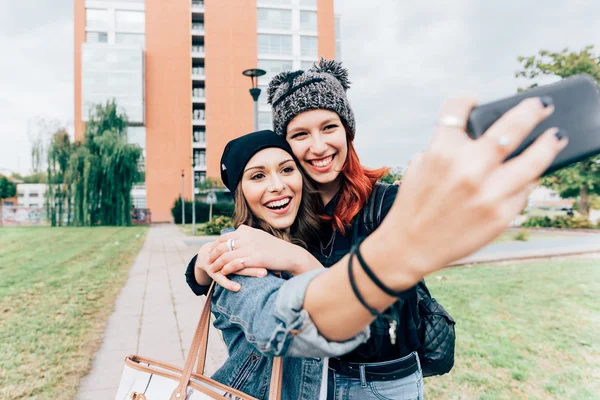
220, 130, 295, 193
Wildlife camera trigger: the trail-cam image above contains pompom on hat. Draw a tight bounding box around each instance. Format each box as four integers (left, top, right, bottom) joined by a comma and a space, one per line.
267, 58, 356, 139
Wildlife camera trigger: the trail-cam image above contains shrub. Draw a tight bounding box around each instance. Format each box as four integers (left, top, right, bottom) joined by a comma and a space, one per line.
513, 229, 529, 241
171, 199, 234, 224
522, 215, 593, 229
204, 215, 234, 235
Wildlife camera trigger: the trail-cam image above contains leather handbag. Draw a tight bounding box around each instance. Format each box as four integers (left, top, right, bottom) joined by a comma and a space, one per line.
416, 281, 456, 377
115, 283, 283, 399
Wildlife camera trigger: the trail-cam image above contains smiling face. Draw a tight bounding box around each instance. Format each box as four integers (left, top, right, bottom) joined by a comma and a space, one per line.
240, 147, 303, 231
285, 109, 348, 196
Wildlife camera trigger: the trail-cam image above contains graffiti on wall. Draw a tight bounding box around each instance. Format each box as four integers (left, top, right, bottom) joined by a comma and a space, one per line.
1, 207, 48, 226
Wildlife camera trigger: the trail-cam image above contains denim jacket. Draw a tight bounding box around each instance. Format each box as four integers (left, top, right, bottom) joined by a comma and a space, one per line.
207, 267, 370, 400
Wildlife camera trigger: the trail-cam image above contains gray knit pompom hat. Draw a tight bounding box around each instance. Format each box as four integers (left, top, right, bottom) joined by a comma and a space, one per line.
267, 58, 356, 138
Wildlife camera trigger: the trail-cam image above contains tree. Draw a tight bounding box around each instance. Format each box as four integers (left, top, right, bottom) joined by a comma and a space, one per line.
0, 175, 17, 227
67, 100, 142, 226
379, 167, 404, 185
46, 129, 73, 226
516, 46, 600, 218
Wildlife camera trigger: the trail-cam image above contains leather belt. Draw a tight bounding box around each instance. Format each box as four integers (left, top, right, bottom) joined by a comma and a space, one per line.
328, 352, 419, 382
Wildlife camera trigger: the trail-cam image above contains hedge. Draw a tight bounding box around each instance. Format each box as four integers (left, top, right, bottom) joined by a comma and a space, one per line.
171, 199, 234, 224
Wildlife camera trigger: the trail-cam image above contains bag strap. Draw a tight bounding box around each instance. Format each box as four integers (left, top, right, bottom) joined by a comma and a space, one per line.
170, 282, 283, 400
362, 182, 392, 235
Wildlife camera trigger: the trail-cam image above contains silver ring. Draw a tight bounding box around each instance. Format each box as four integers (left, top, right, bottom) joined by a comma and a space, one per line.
226, 238, 235, 252
437, 115, 466, 129
497, 135, 510, 148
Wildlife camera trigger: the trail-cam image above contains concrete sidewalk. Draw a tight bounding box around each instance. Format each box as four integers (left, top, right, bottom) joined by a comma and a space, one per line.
76, 224, 227, 400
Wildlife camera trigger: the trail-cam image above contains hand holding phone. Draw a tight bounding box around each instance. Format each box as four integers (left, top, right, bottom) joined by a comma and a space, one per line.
467, 75, 600, 175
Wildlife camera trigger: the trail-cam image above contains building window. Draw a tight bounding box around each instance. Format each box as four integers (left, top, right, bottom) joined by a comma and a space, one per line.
29, 193, 39, 198
195, 171, 206, 186
18, 193, 24, 198
194, 149, 206, 167
193, 109, 206, 120
127, 126, 146, 149
258, 34, 292, 56
257, 0, 292, 5
193, 130, 206, 143
301, 36, 318, 57
300, 11, 317, 31
257, 8, 292, 30
86, 8, 108, 30
115, 33, 145, 46
115, 10, 145, 31
258, 85, 270, 108
258, 59, 293, 84
299, 0, 317, 7
87, 32, 108, 43
301, 60, 315, 70
259, 112, 273, 130
192, 87, 206, 98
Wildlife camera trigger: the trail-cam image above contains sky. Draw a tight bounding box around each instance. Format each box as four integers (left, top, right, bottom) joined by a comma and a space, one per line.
1, 0, 600, 174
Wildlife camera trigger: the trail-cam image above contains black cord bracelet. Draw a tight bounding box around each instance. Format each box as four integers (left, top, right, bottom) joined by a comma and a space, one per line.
348, 245, 381, 316
355, 239, 406, 297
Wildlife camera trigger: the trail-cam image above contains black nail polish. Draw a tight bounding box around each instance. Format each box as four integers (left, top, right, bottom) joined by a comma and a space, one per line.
555, 130, 567, 141
540, 96, 553, 108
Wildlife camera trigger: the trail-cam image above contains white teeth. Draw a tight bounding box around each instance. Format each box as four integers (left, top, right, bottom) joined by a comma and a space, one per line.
265, 198, 291, 209
310, 155, 333, 168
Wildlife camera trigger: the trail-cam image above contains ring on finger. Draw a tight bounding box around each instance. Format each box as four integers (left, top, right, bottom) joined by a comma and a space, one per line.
226, 238, 235, 252
437, 115, 467, 130
497, 135, 510, 148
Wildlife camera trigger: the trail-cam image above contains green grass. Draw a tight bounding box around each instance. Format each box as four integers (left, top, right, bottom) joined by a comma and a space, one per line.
425, 258, 600, 399
0, 226, 148, 400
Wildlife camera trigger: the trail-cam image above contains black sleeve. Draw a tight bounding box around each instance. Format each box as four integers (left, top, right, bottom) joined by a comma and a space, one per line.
379, 183, 399, 222
185, 254, 211, 296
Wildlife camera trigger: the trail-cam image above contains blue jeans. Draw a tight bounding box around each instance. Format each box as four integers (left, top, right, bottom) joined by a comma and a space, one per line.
326, 353, 424, 400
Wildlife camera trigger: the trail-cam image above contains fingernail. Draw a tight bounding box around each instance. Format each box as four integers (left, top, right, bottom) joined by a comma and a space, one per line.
257, 270, 266, 277
555, 130, 567, 141
233, 284, 241, 291
540, 96, 553, 108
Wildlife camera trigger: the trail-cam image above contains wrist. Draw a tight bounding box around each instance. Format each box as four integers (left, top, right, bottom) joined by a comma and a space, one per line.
194, 258, 213, 286
290, 246, 322, 276
360, 227, 431, 291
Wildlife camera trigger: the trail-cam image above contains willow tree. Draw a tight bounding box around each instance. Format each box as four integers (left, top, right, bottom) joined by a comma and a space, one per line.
67, 100, 142, 226
46, 129, 73, 226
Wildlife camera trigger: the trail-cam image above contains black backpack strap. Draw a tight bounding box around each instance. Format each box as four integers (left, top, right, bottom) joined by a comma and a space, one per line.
362, 182, 392, 235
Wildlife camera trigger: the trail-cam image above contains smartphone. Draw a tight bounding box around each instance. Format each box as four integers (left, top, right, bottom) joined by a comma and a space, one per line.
466, 74, 600, 175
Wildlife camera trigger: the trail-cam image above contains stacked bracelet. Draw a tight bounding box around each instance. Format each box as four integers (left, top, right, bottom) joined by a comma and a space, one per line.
348, 244, 381, 316
347, 240, 406, 315
354, 238, 406, 297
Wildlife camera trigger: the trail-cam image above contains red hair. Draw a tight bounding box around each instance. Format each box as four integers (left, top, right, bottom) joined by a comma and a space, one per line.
322, 123, 389, 234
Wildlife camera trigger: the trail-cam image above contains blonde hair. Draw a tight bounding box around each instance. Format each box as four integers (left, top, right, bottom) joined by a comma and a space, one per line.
233, 167, 321, 247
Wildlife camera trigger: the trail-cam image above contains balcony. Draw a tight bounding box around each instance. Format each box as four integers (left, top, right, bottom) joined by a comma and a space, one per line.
192, 66, 205, 81
191, 0, 205, 10
192, 88, 206, 103
193, 164, 207, 171
191, 23, 205, 36
193, 130, 206, 148
193, 109, 206, 125
191, 45, 205, 58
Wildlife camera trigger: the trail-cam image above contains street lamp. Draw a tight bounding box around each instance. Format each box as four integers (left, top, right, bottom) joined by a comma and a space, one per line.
191, 157, 196, 236
242, 68, 267, 131
181, 169, 185, 227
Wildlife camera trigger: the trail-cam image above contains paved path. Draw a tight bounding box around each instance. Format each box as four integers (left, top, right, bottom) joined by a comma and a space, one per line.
452, 231, 600, 265
76, 225, 227, 400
